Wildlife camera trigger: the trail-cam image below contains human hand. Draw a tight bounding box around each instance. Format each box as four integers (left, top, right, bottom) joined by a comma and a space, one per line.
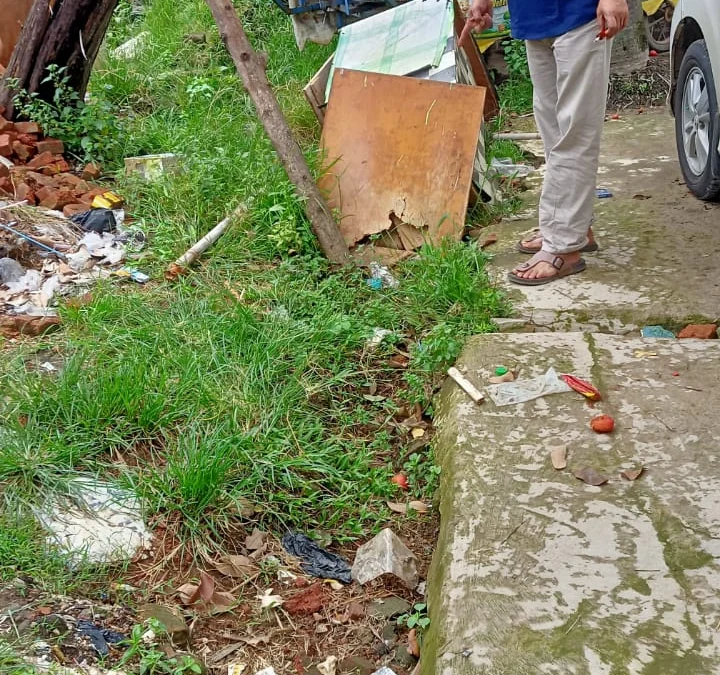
596, 0, 629, 38
466, 0, 493, 33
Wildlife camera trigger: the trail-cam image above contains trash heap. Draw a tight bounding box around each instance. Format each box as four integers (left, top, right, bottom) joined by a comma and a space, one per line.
0, 111, 145, 338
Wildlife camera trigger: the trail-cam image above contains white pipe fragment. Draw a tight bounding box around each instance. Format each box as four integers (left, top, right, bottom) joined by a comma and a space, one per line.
447, 367, 484, 404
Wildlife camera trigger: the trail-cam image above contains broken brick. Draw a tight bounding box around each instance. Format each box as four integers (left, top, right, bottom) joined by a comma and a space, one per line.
0, 162, 9, 179
678, 324, 718, 340
14, 121, 41, 135
81, 162, 102, 181
0, 116, 14, 133
15, 183, 37, 205
40, 159, 71, 175
284, 583, 329, 616
38, 188, 77, 211
0, 177, 12, 195
0, 315, 61, 339
16, 133, 38, 146
27, 151, 55, 169
63, 203, 89, 218
56, 173, 89, 191
25, 171, 58, 188
36, 138, 65, 155
12, 141, 35, 162
0, 134, 12, 157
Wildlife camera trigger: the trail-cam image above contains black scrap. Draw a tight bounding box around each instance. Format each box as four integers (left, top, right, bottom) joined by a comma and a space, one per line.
281, 531, 352, 584
70, 208, 117, 234
77, 620, 127, 656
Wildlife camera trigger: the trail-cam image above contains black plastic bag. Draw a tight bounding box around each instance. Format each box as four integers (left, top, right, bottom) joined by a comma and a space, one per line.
281, 532, 352, 584
70, 208, 117, 234
77, 620, 127, 656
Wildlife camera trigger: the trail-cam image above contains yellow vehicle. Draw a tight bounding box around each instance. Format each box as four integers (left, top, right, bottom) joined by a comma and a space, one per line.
644, 0, 677, 52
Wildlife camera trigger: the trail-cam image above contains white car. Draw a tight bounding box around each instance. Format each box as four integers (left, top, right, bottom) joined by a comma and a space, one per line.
670, 0, 720, 200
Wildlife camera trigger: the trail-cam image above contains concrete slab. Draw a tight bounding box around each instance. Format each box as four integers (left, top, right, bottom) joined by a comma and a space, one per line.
488, 110, 720, 332
427, 332, 720, 674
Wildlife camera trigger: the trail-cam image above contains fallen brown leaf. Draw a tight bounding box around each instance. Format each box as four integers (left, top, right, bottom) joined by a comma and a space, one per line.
550, 445, 567, 470
621, 467, 645, 481
387, 501, 408, 514
408, 500, 430, 513
388, 354, 410, 369
177, 582, 201, 606
573, 467, 609, 486
215, 555, 255, 578
480, 233, 498, 249
245, 528, 267, 551
177, 571, 237, 613
408, 628, 420, 658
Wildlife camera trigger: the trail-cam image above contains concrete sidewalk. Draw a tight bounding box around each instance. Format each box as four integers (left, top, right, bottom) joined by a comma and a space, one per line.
426, 111, 720, 674
487, 111, 720, 333
427, 333, 720, 674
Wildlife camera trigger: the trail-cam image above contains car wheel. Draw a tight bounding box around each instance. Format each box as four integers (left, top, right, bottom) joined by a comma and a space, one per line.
674, 39, 720, 201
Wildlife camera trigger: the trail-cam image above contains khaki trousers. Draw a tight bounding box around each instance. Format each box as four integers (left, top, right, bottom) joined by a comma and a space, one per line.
526, 20, 613, 254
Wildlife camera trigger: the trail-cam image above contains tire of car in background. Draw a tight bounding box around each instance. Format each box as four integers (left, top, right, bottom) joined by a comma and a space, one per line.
674, 39, 720, 201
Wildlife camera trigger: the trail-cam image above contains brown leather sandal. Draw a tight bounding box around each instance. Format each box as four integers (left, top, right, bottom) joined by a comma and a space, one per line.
508, 251, 587, 286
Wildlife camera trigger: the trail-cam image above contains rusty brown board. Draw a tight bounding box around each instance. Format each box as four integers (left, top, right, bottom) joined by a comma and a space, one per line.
318, 69, 486, 250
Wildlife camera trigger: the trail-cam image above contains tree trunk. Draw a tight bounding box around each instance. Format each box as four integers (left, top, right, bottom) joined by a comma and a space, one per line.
0, 0, 119, 118
205, 0, 349, 263
611, 0, 648, 76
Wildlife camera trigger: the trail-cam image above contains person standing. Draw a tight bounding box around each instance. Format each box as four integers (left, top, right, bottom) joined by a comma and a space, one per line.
467, 0, 629, 285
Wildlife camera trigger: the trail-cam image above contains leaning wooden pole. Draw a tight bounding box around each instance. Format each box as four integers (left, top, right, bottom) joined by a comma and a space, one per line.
204, 0, 349, 263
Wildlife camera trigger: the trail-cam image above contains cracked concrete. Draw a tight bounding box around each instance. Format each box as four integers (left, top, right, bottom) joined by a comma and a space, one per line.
426, 333, 720, 674
487, 110, 720, 333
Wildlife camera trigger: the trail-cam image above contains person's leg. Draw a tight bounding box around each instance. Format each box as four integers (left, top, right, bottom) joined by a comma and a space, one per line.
513, 21, 611, 281
518, 34, 597, 253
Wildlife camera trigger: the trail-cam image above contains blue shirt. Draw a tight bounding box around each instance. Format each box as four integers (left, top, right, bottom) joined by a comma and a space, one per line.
508, 0, 598, 41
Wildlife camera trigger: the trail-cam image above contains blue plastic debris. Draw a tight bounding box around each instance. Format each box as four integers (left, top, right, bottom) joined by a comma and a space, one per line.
641, 326, 675, 339
596, 188, 613, 198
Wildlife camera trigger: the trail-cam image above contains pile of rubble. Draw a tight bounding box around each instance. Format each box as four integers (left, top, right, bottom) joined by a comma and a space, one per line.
0, 111, 106, 216
0, 112, 147, 339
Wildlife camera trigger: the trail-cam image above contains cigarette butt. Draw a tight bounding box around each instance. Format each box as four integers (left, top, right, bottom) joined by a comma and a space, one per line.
447, 367, 485, 404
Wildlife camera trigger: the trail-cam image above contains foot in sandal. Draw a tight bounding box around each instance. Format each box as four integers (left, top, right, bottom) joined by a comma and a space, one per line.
508, 250, 586, 286
517, 228, 598, 254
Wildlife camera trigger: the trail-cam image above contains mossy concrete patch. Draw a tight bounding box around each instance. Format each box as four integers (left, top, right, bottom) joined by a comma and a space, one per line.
426, 333, 720, 674
487, 110, 720, 333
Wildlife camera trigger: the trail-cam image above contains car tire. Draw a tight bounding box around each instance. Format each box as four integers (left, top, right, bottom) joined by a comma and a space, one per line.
674, 39, 720, 201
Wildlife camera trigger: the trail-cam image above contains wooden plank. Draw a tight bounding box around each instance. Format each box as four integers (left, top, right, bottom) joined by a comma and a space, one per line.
304, 55, 333, 125
453, 0, 500, 119
319, 69, 485, 249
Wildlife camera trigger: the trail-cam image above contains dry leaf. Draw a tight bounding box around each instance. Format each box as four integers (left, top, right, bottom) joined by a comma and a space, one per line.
228, 665, 247, 675
258, 588, 284, 609
317, 656, 338, 675
387, 501, 408, 514
621, 467, 645, 481
408, 500, 430, 513
248, 543, 268, 561
245, 528, 267, 551
216, 555, 255, 579
408, 628, 420, 658
573, 467, 609, 486
480, 233, 498, 249
411, 427, 425, 439
177, 582, 201, 606
198, 571, 215, 602
212, 591, 237, 611
327, 580, 344, 591
550, 445, 567, 470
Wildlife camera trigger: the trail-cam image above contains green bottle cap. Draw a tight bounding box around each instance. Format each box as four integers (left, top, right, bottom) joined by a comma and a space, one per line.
495, 366, 508, 376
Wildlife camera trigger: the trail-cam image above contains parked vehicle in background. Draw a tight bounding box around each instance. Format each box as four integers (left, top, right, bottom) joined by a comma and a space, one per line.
644, 0, 677, 52
670, 0, 720, 200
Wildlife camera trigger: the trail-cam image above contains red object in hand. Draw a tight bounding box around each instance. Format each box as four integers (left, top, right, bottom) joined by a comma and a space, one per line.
591, 415, 615, 434
391, 473, 409, 490
649, 49, 658, 57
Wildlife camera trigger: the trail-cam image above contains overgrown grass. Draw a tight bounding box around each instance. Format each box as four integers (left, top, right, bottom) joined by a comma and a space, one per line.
0, 0, 509, 586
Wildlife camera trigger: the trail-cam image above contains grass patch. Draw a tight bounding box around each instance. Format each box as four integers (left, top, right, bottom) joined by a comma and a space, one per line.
0, 0, 509, 583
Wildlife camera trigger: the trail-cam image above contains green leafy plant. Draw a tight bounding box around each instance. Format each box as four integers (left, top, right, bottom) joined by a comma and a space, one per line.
12, 65, 122, 164
119, 619, 203, 675
403, 451, 441, 499
413, 322, 465, 372
502, 38, 530, 80
397, 603, 430, 631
